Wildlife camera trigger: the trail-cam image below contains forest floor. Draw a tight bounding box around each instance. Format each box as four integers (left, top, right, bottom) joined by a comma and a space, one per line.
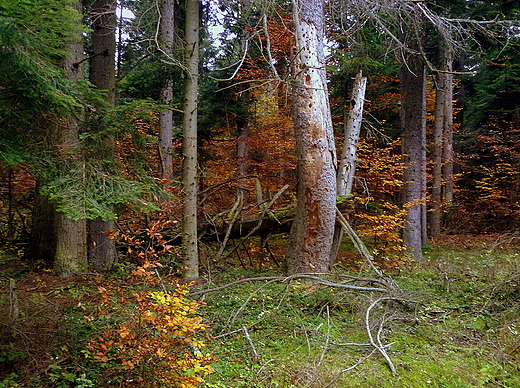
1, 233, 520, 387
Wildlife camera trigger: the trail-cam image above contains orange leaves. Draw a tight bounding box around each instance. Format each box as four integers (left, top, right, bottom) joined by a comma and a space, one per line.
86, 262, 213, 387
347, 140, 408, 262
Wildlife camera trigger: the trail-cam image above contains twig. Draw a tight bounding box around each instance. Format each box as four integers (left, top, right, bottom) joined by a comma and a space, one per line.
188, 273, 390, 297
365, 297, 396, 376
336, 207, 385, 278
213, 196, 243, 262
228, 278, 281, 328
318, 305, 331, 366
9, 278, 19, 331
322, 348, 378, 388
242, 326, 260, 363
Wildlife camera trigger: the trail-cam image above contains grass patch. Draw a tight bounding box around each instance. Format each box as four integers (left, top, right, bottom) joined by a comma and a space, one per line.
1, 236, 520, 387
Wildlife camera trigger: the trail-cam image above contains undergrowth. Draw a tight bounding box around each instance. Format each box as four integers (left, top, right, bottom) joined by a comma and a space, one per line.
1, 236, 520, 387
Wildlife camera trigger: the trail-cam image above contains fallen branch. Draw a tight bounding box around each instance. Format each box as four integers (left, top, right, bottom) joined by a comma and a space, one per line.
242, 326, 260, 363
188, 273, 390, 297
336, 207, 385, 278
365, 297, 397, 376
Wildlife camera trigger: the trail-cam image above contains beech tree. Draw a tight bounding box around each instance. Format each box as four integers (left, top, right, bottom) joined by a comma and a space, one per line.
285, 0, 337, 274
431, 44, 454, 237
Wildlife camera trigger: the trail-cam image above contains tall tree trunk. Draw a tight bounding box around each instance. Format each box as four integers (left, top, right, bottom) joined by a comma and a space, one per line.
442, 52, 454, 204
431, 68, 445, 237
431, 47, 454, 236
329, 71, 367, 265
88, 0, 117, 269
54, 1, 88, 276
401, 56, 427, 261
182, 0, 200, 281
159, 0, 175, 180
286, 0, 337, 275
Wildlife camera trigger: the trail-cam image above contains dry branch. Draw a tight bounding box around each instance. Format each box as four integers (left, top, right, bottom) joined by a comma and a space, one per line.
188, 273, 391, 297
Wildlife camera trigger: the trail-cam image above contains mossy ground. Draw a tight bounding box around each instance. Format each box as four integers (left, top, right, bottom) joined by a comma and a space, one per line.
1, 234, 519, 387
200, 235, 520, 388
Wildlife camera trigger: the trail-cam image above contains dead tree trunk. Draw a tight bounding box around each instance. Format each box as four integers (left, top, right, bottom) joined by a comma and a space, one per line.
285, 0, 337, 274
329, 71, 367, 265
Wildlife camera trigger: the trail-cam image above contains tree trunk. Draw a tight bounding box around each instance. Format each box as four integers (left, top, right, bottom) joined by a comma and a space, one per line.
237, 100, 250, 206
400, 56, 427, 261
182, 0, 200, 281
286, 0, 337, 275
27, 187, 57, 267
159, 0, 175, 180
53, 1, 87, 276
88, 0, 117, 270
329, 71, 367, 265
431, 69, 445, 237
442, 53, 454, 204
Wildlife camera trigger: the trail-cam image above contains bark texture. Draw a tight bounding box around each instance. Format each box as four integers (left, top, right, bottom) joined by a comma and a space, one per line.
159, 0, 175, 180
330, 71, 367, 265
442, 55, 454, 204
431, 48, 454, 236
286, 0, 337, 274
401, 56, 427, 261
88, 0, 117, 269
53, 1, 87, 276
182, 0, 200, 281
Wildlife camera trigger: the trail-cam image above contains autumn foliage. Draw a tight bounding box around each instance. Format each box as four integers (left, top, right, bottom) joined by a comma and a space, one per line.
86, 234, 213, 388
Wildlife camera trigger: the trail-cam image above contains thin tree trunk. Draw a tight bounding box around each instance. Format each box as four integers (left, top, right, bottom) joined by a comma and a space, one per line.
401, 57, 427, 261
182, 0, 200, 281
237, 104, 250, 205
431, 69, 445, 237
88, 0, 117, 269
159, 0, 175, 180
329, 71, 367, 265
286, 0, 337, 275
442, 53, 454, 204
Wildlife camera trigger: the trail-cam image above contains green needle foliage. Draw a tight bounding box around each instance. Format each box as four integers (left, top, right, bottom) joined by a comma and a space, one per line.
0, 0, 84, 116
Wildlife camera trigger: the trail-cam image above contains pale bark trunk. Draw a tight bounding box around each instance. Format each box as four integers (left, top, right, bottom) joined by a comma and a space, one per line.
53, 1, 87, 276
88, 0, 117, 269
329, 71, 367, 265
182, 0, 200, 281
337, 71, 367, 196
159, 0, 175, 180
286, 0, 337, 275
401, 57, 427, 261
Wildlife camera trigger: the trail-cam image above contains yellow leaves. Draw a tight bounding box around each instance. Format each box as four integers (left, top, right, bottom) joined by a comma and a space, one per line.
86, 263, 212, 387
117, 325, 133, 340
121, 359, 135, 369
